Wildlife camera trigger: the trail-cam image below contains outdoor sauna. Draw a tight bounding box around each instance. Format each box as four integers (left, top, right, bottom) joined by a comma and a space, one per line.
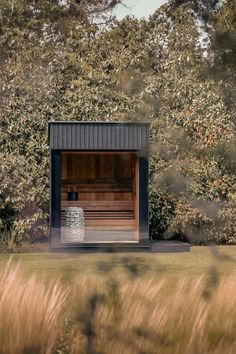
49, 121, 149, 249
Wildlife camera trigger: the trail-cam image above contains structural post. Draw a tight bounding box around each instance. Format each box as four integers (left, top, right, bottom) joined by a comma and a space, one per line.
139, 156, 149, 245
50, 150, 61, 246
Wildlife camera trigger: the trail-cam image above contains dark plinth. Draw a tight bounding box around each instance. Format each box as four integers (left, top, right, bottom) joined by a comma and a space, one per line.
151, 240, 190, 253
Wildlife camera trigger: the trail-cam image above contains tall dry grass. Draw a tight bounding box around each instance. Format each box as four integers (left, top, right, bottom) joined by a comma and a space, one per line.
0, 259, 68, 354
69, 275, 236, 354
1, 261, 236, 354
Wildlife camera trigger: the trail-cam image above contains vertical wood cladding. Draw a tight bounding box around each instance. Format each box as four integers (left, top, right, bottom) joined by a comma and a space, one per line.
60, 152, 135, 202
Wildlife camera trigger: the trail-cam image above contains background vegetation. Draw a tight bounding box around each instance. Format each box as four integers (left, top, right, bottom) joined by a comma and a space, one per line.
0, 0, 236, 245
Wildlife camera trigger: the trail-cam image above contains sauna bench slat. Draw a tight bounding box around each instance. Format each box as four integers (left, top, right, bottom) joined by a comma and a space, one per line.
61, 179, 132, 186
61, 187, 132, 192
61, 201, 134, 211
61, 212, 134, 220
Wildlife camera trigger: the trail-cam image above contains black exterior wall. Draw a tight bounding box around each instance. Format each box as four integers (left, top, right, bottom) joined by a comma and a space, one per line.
139, 156, 149, 245
50, 150, 61, 246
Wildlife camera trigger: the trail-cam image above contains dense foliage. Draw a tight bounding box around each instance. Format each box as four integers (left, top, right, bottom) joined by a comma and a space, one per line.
0, 0, 235, 244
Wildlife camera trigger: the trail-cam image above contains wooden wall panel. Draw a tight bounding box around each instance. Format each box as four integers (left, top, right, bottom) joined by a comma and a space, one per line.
66, 154, 72, 179
60, 153, 136, 227
88, 155, 96, 179
115, 154, 134, 179
100, 155, 114, 179
61, 190, 133, 201
62, 153, 135, 181
62, 153, 97, 181
61, 154, 67, 180
114, 192, 132, 201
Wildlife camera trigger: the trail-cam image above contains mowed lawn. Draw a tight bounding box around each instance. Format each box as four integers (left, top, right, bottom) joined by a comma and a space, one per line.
0, 246, 236, 282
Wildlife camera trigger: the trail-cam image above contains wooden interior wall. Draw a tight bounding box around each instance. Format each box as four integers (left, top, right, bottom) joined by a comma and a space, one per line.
60, 152, 138, 232
61, 153, 135, 201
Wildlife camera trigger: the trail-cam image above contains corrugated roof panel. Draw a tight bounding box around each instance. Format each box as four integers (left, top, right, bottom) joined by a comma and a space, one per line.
49, 122, 149, 150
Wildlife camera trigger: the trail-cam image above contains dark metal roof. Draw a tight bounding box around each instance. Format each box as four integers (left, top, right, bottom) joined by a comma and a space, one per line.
49, 121, 149, 150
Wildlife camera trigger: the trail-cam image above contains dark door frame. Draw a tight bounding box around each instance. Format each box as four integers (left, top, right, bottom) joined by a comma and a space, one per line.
50, 149, 149, 248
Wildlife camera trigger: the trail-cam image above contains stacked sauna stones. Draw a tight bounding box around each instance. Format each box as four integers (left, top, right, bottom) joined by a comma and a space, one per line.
64, 207, 85, 242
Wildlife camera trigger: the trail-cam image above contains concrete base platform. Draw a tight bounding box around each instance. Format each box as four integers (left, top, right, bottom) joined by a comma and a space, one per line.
151, 240, 190, 253
51, 240, 190, 253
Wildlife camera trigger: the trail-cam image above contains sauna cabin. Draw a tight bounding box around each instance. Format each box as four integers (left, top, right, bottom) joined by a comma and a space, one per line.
49, 121, 149, 249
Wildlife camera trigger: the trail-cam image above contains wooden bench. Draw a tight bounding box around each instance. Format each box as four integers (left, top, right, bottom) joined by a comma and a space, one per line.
61, 201, 135, 230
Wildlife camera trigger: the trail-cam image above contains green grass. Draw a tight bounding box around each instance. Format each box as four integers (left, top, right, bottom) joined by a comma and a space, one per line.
0, 246, 236, 282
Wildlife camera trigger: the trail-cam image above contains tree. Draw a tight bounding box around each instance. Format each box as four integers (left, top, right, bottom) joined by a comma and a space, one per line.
1, 0, 236, 245
0, 0, 121, 241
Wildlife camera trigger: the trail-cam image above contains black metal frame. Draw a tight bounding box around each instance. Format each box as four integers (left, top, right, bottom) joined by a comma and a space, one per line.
139, 156, 149, 246
50, 149, 149, 249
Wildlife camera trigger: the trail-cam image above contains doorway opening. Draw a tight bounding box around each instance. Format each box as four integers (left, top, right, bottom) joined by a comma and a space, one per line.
60, 152, 139, 243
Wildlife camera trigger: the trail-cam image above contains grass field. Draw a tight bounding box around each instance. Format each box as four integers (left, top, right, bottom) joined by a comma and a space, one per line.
0, 246, 236, 281
1, 246, 236, 354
